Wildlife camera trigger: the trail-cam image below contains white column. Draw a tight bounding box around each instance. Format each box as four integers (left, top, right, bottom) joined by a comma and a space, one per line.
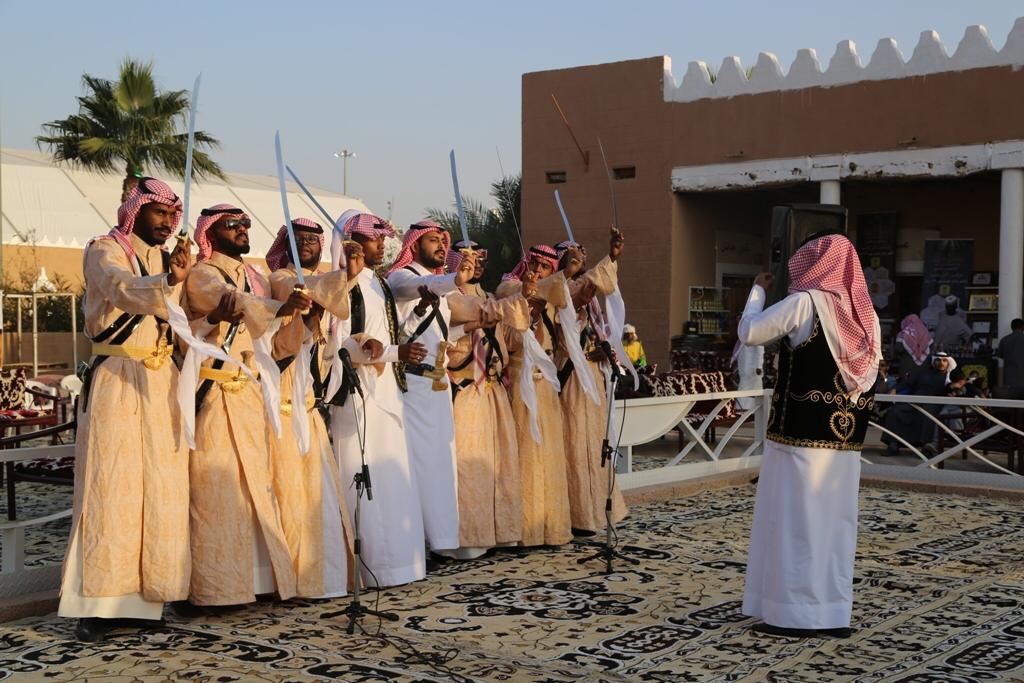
999, 169, 1024, 338
819, 180, 841, 205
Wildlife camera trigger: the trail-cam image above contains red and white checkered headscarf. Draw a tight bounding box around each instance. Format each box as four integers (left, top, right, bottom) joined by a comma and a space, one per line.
554, 240, 586, 269
195, 203, 244, 262
115, 177, 182, 237
445, 239, 487, 275
788, 234, 880, 394
896, 314, 932, 366
266, 218, 324, 272
502, 245, 560, 282
340, 212, 396, 240
386, 220, 450, 276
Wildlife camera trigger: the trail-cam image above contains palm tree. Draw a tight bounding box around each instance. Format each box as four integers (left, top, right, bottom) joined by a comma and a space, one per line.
427, 174, 524, 291
36, 58, 225, 202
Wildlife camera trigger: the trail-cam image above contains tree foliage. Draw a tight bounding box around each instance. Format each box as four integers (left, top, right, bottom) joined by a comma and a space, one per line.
36, 58, 225, 201
426, 174, 524, 292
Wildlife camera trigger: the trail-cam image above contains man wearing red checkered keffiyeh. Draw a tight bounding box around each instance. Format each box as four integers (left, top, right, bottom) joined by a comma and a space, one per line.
436, 263, 533, 560
61, 176, 196, 642
502, 245, 560, 282
326, 211, 450, 586
445, 239, 491, 301
265, 218, 325, 273
181, 203, 317, 608
386, 220, 451, 276
89, 177, 184, 273
738, 232, 881, 640
551, 229, 631, 537
385, 220, 481, 558
491, 242, 588, 547
266, 216, 362, 599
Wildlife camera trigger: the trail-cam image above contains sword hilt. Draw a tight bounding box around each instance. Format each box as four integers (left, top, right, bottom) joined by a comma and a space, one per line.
294, 285, 312, 316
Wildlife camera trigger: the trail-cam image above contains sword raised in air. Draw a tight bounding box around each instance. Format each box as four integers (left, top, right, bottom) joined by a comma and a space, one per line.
286, 165, 337, 230
496, 146, 526, 259
553, 188, 576, 245
177, 74, 201, 246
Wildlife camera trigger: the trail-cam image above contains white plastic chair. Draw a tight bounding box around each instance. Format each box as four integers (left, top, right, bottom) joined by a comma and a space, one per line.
60, 375, 83, 404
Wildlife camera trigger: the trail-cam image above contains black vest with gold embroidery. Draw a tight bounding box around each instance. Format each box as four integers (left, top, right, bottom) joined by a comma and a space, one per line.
767, 317, 874, 451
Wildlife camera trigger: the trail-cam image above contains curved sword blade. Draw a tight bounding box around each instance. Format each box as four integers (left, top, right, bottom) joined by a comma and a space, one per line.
274, 131, 304, 285
179, 73, 201, 238
554, 189, 576, 244
286, 165, 337, 229
449, 150, 471, 245
496, 146, 526, 258
597, 137, 618, 228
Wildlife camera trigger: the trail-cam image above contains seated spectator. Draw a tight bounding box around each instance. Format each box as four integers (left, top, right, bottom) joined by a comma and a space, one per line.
939, 367, 968, 432
622, 324, 647, 369
882, 353, 957, 455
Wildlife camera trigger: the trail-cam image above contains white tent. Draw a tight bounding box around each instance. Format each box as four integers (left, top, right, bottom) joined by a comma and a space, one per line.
0, 147, 371, 260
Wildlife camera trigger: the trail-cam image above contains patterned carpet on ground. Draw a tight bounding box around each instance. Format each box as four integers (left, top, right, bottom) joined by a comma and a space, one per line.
2, 484, 1024, 682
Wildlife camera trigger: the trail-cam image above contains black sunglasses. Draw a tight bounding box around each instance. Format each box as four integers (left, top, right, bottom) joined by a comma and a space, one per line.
222, 218, 252, 230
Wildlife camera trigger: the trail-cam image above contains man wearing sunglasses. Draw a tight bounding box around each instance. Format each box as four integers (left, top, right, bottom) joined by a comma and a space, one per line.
59, 177, 196, 642
265, 218, 362, 599
178, 203, 312, 611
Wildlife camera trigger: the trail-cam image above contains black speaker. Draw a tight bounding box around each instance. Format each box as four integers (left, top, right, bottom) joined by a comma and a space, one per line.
766, 203, 847, 305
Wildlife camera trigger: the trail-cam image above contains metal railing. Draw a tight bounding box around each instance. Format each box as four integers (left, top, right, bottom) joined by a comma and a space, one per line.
0, 443, 75, 598
613, 389, 768, 473
869, 393, 1023, 475
613, 389, 1024, 481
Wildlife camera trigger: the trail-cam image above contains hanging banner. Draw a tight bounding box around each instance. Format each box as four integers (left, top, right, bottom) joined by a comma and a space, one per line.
856, 212, 898, 317
920, 239, 974, 325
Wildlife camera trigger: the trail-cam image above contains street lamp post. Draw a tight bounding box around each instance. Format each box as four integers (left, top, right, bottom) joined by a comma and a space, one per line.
333, 149, 356, 196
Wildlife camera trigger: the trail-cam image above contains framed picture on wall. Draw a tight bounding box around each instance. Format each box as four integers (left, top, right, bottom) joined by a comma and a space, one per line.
969, 293, 998, 311
971, 271, 996, 286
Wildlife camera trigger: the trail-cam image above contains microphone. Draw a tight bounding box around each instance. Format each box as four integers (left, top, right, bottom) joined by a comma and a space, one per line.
361, 463, 373, 501
338, 347, 363, 398
338, 347, 371, 500
598, 340, 621, 380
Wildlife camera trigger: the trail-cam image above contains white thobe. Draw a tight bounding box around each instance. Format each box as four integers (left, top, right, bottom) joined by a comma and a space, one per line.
386, 263, 464, 551
736, 343, 764, 411
737, 284, 861, 630
329, 268, 426, 587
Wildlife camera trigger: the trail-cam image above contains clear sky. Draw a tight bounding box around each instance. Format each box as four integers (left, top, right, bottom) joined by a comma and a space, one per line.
1, 1, 1020, 228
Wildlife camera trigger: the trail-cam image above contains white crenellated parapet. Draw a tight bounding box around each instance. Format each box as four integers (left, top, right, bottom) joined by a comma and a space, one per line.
863, 38, 905, 80
666, 17, 1024, 102
786, 48, 824, 90
1004, 16, 1024, 63
675, 59, 714, 101
951, 24, 999, 69
823, 40, 862, 84
905, 30, 949, 76
714, 56, 750, 97
748, 52, 785, 94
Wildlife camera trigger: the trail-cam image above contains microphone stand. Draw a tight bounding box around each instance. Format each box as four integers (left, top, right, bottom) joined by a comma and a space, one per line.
322, 350, 398, 631
578, 342, 640, 575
